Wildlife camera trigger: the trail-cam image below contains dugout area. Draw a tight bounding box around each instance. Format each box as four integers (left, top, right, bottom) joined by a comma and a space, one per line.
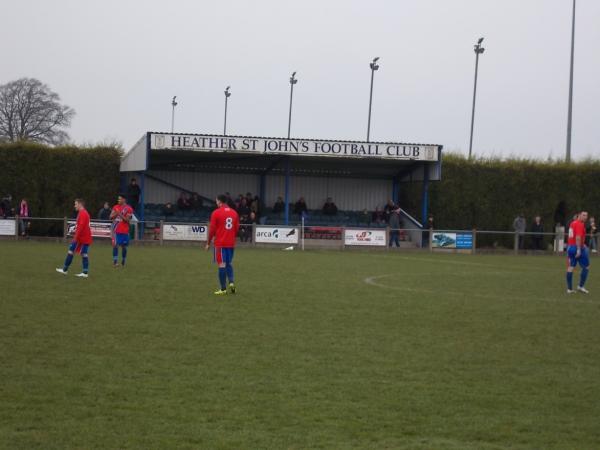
120, 132, 443, 244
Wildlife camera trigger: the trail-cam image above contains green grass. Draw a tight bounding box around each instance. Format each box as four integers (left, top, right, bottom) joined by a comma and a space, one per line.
1, 241, 599, 449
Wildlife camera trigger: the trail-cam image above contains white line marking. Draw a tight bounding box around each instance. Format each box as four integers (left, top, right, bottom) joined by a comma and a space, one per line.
363, 274, 595, 304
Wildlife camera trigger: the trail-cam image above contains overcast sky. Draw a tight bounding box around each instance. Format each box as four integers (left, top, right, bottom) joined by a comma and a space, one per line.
2, 0, 599, 159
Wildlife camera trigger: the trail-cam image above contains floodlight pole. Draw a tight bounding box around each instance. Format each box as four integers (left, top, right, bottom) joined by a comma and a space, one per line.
171, 96, 178, 133
566, 0, 576, 162
468, 39, 485, 160
367, 57, 379, 142
224, 86, 231, 135
288, 72, 298, 139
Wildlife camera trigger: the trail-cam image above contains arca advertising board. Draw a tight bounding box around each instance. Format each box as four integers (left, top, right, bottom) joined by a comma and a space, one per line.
255, 226, 299, 244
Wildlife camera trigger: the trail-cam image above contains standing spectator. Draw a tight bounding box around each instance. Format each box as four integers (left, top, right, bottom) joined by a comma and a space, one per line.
586, 216, 597, 253
98, 202, 111, 220
389, 208, 401, 248
513, 213, 527, 249
272, 196, 285, 214
18, 198, 30, 236
423, 215, 435, 248
384, 199, 396, 222
177, 192, 191, 210
531, 215, 544, 250
127, 178, 141, 212
251, 196, 261, 217
1, 194, 13, 218
189, 193, 203, 210
240, 211, 257, 242
322, 197, 338, 216
372, 206, 385, 225
294, 197, 308, 217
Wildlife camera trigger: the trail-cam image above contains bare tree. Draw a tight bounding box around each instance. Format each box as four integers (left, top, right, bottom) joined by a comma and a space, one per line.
0, 78, 75, 145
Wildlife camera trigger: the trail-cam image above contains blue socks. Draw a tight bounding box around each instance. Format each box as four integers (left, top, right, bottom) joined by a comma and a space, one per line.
113, 246, 127, 265
225, 263, 234, 284
218, 268, 227, 290
579, 268, 589, 288
566, 272, 573, 290
63, 253, 74, 271
82, 255, 89, 274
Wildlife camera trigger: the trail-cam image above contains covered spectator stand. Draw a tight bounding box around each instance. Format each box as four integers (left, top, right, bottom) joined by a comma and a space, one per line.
120, 132, 442, 243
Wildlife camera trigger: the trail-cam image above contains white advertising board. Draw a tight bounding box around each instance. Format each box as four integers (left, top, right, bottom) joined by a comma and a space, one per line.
67, 221, 112, 238
0, 219, 16, 236
255, 226, 299, 244
344, 229, 387, 246
162, 224, 208, 241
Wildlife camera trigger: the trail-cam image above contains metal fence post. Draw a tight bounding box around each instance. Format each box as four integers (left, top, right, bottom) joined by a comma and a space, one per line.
159, 220, 164, 245
63, 217, 68, 242
341, 227, 346, 251
252, 223, 256, 247
472, 229, 477, 255
514, 232, 519, 254
14, 215, 19, 240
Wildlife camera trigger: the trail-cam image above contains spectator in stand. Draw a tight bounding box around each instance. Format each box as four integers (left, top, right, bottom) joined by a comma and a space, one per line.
359, 209, 371, 225
98, 202, 111, 220
189, 192, 203, 210
513, 213, 527, 249
237, 198, 251, 220
586, 216, 597, 253
1, 194, 13, 218
163, 202, 175, 217
245, 192, 254, 206
294, 197, 308, 217
250, 196, 261, 217
384, 199, 396, 222
372, 206, 385, 225
127, 178, 141, 212
224, 192, 236, 209
177, 192, 191, 210
272, 197, 285, 214
389, 208, 401, 248
322, 197, 338, 216
18, 198, 30, 236
531, 215, 544, 250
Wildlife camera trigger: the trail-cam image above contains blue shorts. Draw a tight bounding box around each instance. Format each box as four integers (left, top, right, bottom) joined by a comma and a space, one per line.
567, 245, 589, 268
114, 233, 129, 246
69, 242, 90, 255
214, 247, 234, 265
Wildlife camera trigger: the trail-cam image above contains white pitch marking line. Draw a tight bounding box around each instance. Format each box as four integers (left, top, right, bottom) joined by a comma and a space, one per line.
363, 274, 595, 304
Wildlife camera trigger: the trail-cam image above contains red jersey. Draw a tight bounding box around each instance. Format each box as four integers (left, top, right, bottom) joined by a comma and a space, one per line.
567, 219, 586, 246
74, 208, 92, 244
208, 205, 240, 248
111, 204, 133, 234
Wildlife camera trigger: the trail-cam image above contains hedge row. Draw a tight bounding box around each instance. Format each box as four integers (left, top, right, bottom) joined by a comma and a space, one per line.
0, 142, 122, 223
400, 154, 600, 234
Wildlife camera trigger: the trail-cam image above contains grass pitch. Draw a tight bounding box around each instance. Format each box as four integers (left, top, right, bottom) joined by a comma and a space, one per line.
1, 241, 599, 449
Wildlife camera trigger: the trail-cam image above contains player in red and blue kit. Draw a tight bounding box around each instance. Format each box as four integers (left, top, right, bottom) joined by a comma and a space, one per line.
56, 198, 92, 277
566, 211, 590, 294
205, 194, 240, 295
110, 194, 134, 267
